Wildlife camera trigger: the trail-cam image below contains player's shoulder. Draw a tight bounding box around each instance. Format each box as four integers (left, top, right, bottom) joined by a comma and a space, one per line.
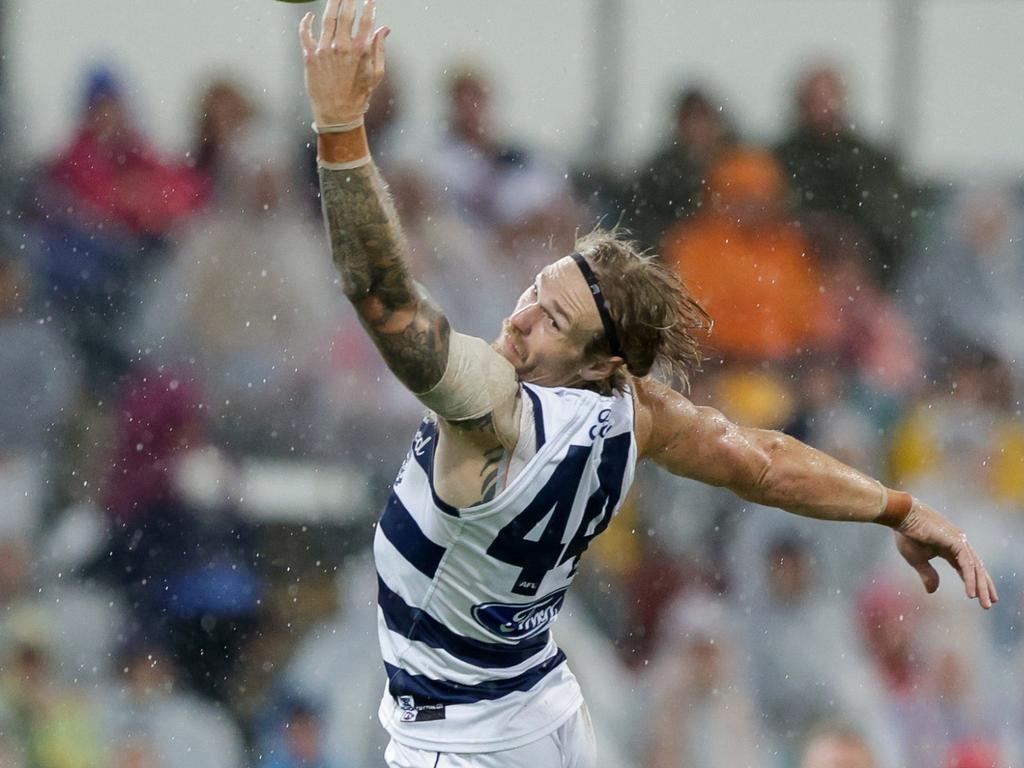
520, 381, 635, 443
524, 380, 633, 415
631, 376, 699, 459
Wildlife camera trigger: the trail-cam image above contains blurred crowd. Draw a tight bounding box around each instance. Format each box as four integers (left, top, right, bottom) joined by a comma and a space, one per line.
0, 57, 1021, 768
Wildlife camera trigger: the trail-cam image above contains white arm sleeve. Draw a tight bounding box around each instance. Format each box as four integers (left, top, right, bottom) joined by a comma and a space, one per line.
415, 332, 519, 422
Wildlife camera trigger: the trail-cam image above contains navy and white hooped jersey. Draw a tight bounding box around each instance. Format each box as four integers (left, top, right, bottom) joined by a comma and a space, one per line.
374, 382, 637, 752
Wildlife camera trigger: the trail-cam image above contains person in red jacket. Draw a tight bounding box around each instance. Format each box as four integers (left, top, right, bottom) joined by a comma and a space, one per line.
46, 67, 205, 236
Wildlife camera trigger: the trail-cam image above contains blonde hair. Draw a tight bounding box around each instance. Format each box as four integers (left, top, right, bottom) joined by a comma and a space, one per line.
575, 229, 712, 393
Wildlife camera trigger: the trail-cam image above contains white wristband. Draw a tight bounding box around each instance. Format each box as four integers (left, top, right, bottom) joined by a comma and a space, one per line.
317, 156, 372, 171
312, 117, 365, 134
876, 480, 888, 517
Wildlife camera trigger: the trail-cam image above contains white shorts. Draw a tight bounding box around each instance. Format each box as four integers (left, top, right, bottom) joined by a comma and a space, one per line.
384, 703, 596, 768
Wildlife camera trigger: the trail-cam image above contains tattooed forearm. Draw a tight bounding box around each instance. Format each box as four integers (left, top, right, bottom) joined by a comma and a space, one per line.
319, 162, 449, 393
318, 162, 405, 300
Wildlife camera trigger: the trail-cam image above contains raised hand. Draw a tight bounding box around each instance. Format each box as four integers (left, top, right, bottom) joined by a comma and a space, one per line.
894, 500, 998, 609
299, 0, 389, 127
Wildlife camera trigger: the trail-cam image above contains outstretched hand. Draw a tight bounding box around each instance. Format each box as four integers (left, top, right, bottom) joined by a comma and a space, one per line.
299, 0, 389, 126
894, 500, 998, 609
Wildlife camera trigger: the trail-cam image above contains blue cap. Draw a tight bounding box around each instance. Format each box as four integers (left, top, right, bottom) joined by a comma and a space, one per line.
84, 66, 122, 112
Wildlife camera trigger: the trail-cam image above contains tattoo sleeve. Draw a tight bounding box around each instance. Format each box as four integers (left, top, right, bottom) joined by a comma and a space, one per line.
319, 162, 449, 394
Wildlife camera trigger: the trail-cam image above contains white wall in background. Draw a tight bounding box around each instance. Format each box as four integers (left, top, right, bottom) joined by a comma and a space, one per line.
6, 0, 1023, 179
623, 0, 893, 160
918, 0, 1024, 178
6, 0, 303, 158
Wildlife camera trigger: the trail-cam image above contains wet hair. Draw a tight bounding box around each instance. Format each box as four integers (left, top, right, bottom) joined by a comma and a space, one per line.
575, 228, 712, 394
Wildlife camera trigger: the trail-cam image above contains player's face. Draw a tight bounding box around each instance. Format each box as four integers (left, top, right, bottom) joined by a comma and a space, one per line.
493, 256, 607, 388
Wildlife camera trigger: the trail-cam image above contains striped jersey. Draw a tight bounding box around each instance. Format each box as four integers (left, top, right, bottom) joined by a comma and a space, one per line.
373, 382, 637, 752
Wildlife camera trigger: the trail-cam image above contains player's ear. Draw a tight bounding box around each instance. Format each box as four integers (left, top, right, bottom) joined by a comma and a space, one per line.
579, 356, 624, 383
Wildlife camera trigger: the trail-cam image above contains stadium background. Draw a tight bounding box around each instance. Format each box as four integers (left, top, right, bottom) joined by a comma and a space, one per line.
0, 1, 1022, 767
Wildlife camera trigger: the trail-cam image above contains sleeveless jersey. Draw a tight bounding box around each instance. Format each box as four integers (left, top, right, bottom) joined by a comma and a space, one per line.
374, 382, 637, 752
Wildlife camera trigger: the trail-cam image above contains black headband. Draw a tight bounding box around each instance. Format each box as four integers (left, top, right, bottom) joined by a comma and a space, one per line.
570, 252, 625, 365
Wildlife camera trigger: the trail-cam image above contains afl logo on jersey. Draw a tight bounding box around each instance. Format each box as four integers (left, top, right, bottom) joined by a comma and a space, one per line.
472, 589, 568, 641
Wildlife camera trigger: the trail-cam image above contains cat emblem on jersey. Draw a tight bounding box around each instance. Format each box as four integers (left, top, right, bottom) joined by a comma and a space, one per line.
471, 589, 568, 641
588, 409, 612, 440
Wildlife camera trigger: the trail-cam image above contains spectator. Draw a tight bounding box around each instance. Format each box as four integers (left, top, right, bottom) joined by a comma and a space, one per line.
0, 252, 78, 459
901, 184, 1024, 385
0, 631, 104, 768
93, 369, 262, 702
258, 698, 352, 768
282, 555, 390, 767
643, 594, 761, 768
32, 66, 204, 387
387, 168, 508, 336
888, 348, 1024, 570
42, 67, 204, 238
662, 148, 828, 362
857, 581, 965, 768
0, 252, 79, 539
431, 67, 573, 234
138, 124, 342, 454
0, 540, 40, 664
624, 86, 735, 250
799, 723, 877, 768
737, 534, 899, 768
189, 78, 254, 201
788, 366, 884, 472
776, 64, 911, 283
1002, 615, 1024, 768
98, 640, 246, 768
946, 742, 1002, 768
805, 214, 923, 397
493, 162, 584, 290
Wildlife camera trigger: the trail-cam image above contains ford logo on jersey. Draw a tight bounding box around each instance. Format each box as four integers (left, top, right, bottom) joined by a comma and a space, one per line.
471, 589, 568, 640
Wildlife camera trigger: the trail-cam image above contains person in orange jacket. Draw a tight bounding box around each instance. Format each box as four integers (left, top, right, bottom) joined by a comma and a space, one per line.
662, 148, 828, 362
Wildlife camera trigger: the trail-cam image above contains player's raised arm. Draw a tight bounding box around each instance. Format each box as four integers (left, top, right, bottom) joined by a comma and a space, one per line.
634, 378, 999, 610
298, 0, 448, 395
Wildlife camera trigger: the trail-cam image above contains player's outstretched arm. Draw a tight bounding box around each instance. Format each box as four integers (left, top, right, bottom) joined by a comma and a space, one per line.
298, 0, 448, 395
634, 378, 998, 609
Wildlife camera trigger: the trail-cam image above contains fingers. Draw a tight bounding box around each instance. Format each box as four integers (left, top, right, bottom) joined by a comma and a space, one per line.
371, 26, 389, 81
299, 13, 317, 58
986, 570, 999, 604
971, 545, 997, 609
318, 0, 342, 48
337, 0, 358, 45
978, 567, 993, 609
914, 561, 940, 594
897, 515, 999, 610
955, 540, 999, 609
955, 543, 978, 602
356, 0, 377, 46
